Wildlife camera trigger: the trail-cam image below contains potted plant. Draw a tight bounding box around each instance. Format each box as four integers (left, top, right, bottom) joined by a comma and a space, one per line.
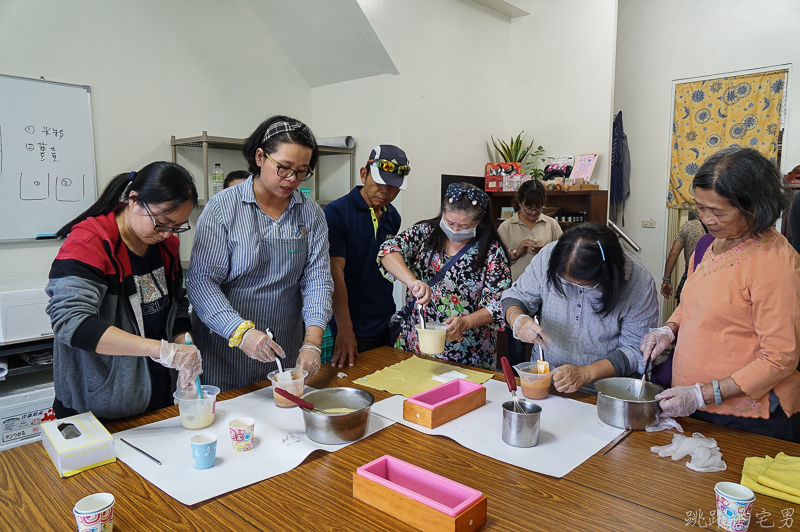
490, 132, 546, 179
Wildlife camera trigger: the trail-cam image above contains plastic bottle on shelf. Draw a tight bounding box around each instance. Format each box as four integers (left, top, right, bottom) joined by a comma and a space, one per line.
212, 163, 224, 196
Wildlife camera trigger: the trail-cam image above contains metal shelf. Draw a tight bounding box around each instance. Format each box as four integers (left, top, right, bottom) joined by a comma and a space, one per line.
170, 131, 355, 205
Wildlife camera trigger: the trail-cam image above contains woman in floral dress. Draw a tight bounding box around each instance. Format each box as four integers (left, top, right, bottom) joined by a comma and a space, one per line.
378, 183, 511, 369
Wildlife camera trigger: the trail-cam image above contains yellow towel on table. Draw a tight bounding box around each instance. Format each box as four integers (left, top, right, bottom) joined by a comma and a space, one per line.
741, 453, 800, 505
758, 452, 800, 498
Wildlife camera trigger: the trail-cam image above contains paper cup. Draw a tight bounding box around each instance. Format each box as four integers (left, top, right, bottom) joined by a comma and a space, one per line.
228, 417, 255, 452
715, 482, 755, 532
190, 433, 218, 470
73, 493, 114, 532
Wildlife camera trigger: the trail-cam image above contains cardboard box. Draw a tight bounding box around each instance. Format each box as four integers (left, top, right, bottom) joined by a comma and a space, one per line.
578, 184, 600, 190
41, 412, 116, 477
484, 162, 520, 191
0, 372, 56, 451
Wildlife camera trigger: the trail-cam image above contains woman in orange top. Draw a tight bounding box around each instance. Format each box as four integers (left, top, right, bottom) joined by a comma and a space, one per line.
641, 147, 799, 442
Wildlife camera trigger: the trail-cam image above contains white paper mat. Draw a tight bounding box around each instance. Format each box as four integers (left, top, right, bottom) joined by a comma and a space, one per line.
371, 379, 623, 478
114, 386, 394, 505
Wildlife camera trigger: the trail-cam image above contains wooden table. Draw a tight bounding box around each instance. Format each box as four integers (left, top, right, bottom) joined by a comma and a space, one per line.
1, 347, 798, 531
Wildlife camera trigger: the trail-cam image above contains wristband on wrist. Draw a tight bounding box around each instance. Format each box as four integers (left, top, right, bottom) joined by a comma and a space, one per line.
301, 344, 322, 354
229, 320, 255, 348
305, 333, 323, 340
711, 379, 723, 405
662, 277, 672, 283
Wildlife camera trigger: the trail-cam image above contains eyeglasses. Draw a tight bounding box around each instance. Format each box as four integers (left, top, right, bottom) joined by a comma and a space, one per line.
559, 275, 598, 290
143, 203, 191, 234
368, 158, 411, 176
521, 205, 545, 215
263, 152, 313, 182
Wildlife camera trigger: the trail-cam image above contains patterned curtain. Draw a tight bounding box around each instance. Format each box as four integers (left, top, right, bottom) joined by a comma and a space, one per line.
668, 69, 788, 209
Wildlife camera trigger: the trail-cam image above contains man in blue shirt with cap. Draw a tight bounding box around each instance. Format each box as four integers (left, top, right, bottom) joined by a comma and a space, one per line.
325, 145, 410, 367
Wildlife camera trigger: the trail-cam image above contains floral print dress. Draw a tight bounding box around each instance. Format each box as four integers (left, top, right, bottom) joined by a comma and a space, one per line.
378, 222, 511, 369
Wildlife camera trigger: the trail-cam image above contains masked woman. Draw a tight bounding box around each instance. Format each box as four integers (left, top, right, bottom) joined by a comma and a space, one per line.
46, 162, 202, 420
378, 183, 511, 369
502, 222, 658, 393
186, 116, 333, 391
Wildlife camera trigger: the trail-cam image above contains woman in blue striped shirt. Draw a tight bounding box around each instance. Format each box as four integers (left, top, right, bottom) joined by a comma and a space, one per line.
186, 116, 333, 391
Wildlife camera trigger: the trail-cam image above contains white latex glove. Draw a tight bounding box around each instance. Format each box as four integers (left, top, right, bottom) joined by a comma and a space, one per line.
239, 328, 286, 363
639, 326, 675, 364
686, 444, 727, 472
511, 314, 550, 349
153, 340, 202, 389
297, 344, 321, 382
650, 433, 726, 473
656, 383, 705, 418
645, 411, 684, 433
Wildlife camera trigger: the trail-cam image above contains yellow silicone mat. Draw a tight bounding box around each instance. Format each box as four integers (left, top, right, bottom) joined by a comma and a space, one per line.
354, 355, 494, 397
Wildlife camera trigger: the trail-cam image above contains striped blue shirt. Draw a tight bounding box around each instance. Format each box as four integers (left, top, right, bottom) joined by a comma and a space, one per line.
186, 177, 333, 341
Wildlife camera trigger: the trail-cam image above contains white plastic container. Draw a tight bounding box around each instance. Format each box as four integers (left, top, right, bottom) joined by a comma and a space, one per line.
0, 278, 52, 345
415, 323, 448, 355
173, 385, 220, 429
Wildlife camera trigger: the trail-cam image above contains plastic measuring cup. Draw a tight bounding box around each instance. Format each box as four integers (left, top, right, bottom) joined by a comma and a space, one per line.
268, 368, 308, 407
513, 362, 557, 400
415, 322, 448, 355
173, 385, 220, 429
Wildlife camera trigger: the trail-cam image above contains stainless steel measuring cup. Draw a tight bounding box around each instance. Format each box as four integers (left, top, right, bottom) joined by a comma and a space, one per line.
501, 399, 542, 447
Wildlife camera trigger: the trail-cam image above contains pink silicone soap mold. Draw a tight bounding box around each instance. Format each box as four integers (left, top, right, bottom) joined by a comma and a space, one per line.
356, 455, 482, 517
405, 380, 483, 410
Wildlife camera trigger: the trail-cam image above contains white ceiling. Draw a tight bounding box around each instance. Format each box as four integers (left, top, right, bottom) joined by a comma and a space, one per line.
247, 0, 399, 88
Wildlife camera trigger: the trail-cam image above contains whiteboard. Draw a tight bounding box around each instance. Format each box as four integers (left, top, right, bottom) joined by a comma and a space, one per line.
0, 74, 97, 241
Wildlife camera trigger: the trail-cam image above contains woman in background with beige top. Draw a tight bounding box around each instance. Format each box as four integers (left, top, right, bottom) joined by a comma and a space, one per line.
498, 179, 562, 365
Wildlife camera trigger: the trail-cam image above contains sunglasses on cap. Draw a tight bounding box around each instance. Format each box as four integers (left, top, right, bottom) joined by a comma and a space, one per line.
368, 158, 411, 176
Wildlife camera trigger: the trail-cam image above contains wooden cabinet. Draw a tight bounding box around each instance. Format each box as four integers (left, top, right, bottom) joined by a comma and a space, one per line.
488, 190, 608, 230
170, 131, 355, 206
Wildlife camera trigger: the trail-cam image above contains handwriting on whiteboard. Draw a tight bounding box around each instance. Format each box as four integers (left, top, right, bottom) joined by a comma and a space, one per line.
11, 123, 84, 202
22, 124, 65, 163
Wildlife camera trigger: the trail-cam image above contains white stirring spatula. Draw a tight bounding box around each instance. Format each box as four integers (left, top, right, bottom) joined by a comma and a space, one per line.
534, 316, 544, 362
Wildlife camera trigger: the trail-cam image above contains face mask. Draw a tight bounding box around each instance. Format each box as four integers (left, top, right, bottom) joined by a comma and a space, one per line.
439, 217, 476, 243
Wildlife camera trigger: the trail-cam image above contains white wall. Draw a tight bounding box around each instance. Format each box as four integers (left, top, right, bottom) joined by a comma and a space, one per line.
0, 0, 311, 280
314, 0, 513, 229
614, 0, 800, 319
510, 0, 618, 188
312, 74, 402, 204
